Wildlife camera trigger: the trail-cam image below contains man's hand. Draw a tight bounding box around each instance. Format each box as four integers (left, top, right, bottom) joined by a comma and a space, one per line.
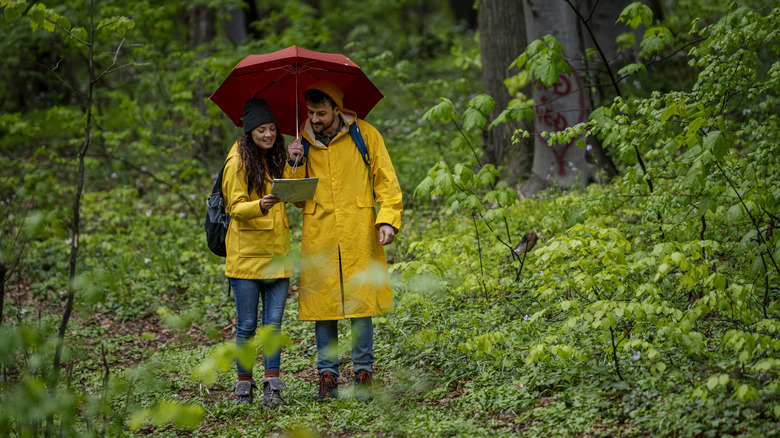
378, 224, 396, 245
288, 138, 304, 161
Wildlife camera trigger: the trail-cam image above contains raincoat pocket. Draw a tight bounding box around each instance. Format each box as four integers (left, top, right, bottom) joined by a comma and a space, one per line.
302, 201, 317, 215
356, 194, 375, 209
237, 218, 274, 258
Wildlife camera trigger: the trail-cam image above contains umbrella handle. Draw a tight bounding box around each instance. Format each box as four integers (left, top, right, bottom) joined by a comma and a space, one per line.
291, 155, 300, 174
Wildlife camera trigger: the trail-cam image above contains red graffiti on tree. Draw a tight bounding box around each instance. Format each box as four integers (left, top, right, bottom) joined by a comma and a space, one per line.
533, 65, 587, 176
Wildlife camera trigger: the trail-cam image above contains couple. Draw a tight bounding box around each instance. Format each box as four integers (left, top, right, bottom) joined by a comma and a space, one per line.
220, 80, 403, 407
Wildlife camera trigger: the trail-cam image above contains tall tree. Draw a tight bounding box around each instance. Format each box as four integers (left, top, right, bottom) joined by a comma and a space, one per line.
521, 0, 594, 194
478, 0, 533, 185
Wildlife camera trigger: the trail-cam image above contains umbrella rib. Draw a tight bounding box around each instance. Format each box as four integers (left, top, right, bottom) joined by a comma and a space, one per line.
232, 63, 362, 79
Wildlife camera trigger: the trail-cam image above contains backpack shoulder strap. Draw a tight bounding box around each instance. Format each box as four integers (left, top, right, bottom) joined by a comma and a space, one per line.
301, 136, 312, 160
349, 122, 369, 166
212, 161, 227, 196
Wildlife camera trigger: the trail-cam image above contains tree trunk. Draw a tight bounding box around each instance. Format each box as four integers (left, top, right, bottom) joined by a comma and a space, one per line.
222, 3, 248, 46
186, 5, 216, 47
0, 263, 6, 326
450, 0, 478, 30
478, 0, 533, 185
521, 0, 593, 195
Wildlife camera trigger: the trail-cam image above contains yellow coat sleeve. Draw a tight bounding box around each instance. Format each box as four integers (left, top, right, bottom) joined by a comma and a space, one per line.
222, 152, 265, 221
362, 120, 403, 231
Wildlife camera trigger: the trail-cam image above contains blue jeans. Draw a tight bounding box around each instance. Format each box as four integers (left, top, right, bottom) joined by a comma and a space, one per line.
315, 316, 374, 376
230, 277, 289, 375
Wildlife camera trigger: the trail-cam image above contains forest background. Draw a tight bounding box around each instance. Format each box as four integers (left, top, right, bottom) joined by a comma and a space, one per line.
1, 0, 779, 436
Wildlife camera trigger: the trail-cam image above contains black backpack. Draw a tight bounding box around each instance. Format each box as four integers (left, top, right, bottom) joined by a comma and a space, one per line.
204, 161, 231, 257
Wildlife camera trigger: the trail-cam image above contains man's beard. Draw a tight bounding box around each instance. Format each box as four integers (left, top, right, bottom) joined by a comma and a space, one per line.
312, 120, 330, 134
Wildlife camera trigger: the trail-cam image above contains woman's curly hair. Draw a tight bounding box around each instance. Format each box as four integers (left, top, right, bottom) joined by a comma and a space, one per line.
237, 129, 286, 197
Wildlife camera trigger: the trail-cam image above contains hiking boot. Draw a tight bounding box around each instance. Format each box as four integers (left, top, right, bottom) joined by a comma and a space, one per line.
315, 371, 338, 403
260, 377, 285, 408
353, 369, 374, 402
235, 380, 257, 406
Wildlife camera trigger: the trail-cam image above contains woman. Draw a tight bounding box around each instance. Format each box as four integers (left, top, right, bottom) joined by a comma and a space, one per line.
222, 98, 293, 407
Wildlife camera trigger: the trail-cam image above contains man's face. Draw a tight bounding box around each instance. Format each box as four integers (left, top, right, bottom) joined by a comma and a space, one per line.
307, 102, 340, 135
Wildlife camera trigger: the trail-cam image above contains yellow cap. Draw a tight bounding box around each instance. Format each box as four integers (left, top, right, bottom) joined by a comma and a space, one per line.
306, 80, 344, 110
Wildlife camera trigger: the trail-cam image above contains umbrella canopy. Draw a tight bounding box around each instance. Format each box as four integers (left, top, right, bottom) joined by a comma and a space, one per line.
210, 45, 384, 137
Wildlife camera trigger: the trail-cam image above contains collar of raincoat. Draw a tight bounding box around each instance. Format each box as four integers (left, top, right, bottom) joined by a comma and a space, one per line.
304, 109, 357, 147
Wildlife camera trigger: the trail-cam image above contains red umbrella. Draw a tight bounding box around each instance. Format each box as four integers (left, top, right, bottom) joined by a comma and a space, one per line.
210, 45, 384, 137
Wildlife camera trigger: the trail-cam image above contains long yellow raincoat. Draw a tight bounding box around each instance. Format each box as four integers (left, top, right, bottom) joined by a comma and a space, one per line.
222, 142, 294, 279
295, 111, 403, 320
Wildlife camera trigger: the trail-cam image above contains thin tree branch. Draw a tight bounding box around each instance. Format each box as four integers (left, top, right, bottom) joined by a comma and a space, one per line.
93, 38, 126, 83
564, 0, 622, 98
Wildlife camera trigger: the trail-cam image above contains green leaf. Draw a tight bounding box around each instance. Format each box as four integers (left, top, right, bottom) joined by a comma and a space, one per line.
422, 98, 457, 124
616, 32, 636, 51
468, 94, 495, 116
589, 106, 614, 125
617, 3, 653, 29
434, 169, 457, 195
617, 63, 646, 77
490, 98, 534, 128
640, 27, 673, 58
28, 4, 45, 31
414, 176, 434, 198
4, 0, 26, 22
735, 384, 759, 402
476, 165, 498, 187
526, 39, 545, 57
42, 17, 55, 32
453, 163, 475, 187
726, 204, 743, 222
53, 13, 71, 32
511, 52, 530, 70
703, 130, 730, 160
463, 194, 483, 212
532, 58, 558, 87
661, 103, 681, 122
699, 197, 717, 216
72, 26, 88, 42
706, 375, 719, 390
462, 106, 488, 131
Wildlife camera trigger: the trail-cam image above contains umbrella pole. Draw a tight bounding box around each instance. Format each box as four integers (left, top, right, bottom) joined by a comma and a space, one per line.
292, 66, 300, 173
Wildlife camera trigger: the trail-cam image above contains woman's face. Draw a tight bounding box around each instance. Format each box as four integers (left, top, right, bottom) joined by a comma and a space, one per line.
251, 122, 277, 151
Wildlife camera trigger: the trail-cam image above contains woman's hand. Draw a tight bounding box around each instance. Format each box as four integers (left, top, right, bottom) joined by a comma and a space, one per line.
261, 194, 281, 212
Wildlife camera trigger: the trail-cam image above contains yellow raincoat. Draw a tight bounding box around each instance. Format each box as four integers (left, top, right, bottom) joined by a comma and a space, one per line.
295, 111, 403, 321
222, 142, 294, 279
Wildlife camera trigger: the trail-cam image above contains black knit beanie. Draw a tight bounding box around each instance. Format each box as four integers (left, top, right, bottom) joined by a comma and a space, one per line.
242, 99, 276, 135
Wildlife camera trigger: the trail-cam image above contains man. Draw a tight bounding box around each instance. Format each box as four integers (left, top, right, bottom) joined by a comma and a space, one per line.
287, 80, 403, 402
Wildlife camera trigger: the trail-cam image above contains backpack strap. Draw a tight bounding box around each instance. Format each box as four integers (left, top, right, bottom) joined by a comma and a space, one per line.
349, 122, 369, 166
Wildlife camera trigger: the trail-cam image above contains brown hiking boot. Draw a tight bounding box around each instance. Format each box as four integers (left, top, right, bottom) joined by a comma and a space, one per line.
315, 371, 338, 403
354, 369, 373, 402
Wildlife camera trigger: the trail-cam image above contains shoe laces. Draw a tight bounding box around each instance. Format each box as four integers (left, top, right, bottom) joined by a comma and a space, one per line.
355, 370, 372, 385
318, 371, 337, 397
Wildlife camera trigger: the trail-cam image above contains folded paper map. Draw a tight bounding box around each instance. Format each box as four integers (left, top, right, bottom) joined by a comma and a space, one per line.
270, 178, 319, 203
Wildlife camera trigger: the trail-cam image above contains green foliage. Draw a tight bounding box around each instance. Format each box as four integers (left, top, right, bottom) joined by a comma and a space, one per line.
511, 35, 572, 88
2, 0, 780, 436
618, 3, 654, 29
397, 2, 780, 436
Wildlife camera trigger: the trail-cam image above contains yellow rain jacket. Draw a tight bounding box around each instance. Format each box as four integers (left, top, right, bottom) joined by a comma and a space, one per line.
294, 111, 403, 321
222, 142, 294, 279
